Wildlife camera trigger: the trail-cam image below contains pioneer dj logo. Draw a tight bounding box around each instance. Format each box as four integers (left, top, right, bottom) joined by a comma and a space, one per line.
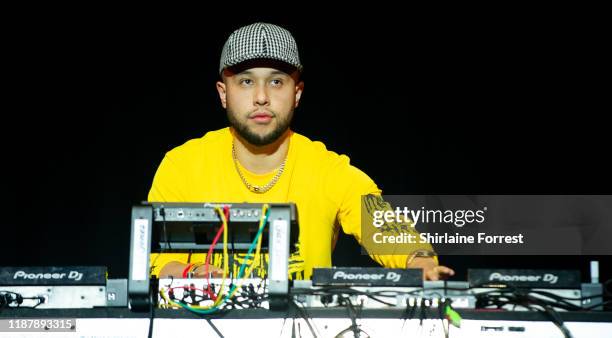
489, 272, 558, 284
13, 270, 84, 281
332, 271, 401, 283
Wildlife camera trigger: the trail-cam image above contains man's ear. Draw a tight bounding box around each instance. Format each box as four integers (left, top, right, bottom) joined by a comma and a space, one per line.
294, 81, 304, 108
216, 81, 227, 108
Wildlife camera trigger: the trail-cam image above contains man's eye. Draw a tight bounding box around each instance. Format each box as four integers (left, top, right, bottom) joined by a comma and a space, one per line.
239, 79, 253, 85
270, 79, 283, 86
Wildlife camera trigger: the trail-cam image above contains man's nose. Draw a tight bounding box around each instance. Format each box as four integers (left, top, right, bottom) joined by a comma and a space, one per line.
254, 84, 269, 106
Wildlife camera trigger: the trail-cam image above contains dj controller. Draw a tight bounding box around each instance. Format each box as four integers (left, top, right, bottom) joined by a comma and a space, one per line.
0, 265, 605, 312
1, 264, 611, 338
1, 203, 610, 337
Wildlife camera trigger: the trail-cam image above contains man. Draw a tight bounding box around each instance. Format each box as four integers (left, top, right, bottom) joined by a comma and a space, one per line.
148, 22, 454, 280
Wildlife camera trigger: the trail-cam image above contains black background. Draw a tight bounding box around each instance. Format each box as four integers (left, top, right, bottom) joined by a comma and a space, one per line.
2, 7, 610, 289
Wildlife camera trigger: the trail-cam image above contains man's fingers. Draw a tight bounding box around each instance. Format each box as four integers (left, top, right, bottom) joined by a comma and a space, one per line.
425, 266, 455, 281
194, 265, 225, 277
437, 266, 455, 276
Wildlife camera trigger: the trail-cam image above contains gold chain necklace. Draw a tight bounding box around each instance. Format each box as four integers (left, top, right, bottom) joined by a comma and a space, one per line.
232, 142, 286, 193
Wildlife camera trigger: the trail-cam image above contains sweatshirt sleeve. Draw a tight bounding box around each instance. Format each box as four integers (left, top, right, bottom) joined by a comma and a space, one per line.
326, 156, 434, 268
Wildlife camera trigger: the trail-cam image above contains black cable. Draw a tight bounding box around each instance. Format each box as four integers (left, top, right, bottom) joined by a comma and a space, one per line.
477, 289, 585, 312
280, 316, 289, 337
168, 279, 269, 310
292, 286, 592, 337
400, 297, 415, 331
230, 213, 235, 287
0, 291, 44, 309
363, 294, 395, 307
476, 293, 572, 338
425, 298, 437, 324
205, 318, 225, 338
472, 283, 602, 309
149, 207, 171, 276
478, 292, 574, 338
288, 282, 608, 338
161, 207, 171, 250
541, 304, 573, 338
288, 281, 604, 337
149, 254, 162, 276
291, 300, 318, 338
418, 298, 426, 326
346, 297, 360, 337
525, 289, 587, 310
335, 296, 369, 338
292, 283, 600, 312
147, 287, 154, 338
187, 250, 193, 264
528, 289, 603, 301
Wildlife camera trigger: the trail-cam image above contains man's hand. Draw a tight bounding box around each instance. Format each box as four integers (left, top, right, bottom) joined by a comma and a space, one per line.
158, 261, 224, 278
407, 257, 455, 281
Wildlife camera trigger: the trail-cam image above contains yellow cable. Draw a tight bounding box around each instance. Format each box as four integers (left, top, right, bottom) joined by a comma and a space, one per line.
240, 204, 267, 280
210, 206, 229, 307
159, 288, 182, 309
225, 204, 268, 300
178, 206, 230, 310
167, 205, 267, 311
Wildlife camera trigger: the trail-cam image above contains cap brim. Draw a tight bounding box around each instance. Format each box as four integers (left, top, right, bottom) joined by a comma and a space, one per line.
222, 58, 302, 75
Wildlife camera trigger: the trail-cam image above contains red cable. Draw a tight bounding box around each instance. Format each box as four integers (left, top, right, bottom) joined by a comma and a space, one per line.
182, 263, 194, 278
203, 206, 230, 300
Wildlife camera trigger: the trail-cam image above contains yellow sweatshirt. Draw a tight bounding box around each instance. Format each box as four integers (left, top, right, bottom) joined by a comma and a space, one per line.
148, 128, 429, 279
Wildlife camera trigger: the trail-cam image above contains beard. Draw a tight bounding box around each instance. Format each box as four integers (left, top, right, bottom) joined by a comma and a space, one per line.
227, 108, 293, 146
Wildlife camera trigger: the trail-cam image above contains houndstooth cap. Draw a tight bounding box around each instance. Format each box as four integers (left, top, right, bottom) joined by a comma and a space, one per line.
219, 22, 303, 74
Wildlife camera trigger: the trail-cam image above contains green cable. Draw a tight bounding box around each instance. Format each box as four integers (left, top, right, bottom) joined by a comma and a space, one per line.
445, 304, 462, 328
177, 208, 270, 315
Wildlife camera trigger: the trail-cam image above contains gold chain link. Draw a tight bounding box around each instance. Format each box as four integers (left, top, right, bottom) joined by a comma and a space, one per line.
232, 142, 286, 193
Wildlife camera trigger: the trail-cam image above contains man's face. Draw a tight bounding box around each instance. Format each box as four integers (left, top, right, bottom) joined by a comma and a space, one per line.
216, 67, 304, 146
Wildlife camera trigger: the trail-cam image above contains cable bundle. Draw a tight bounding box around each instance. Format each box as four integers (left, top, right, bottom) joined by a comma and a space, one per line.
159, 204, 270, 314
